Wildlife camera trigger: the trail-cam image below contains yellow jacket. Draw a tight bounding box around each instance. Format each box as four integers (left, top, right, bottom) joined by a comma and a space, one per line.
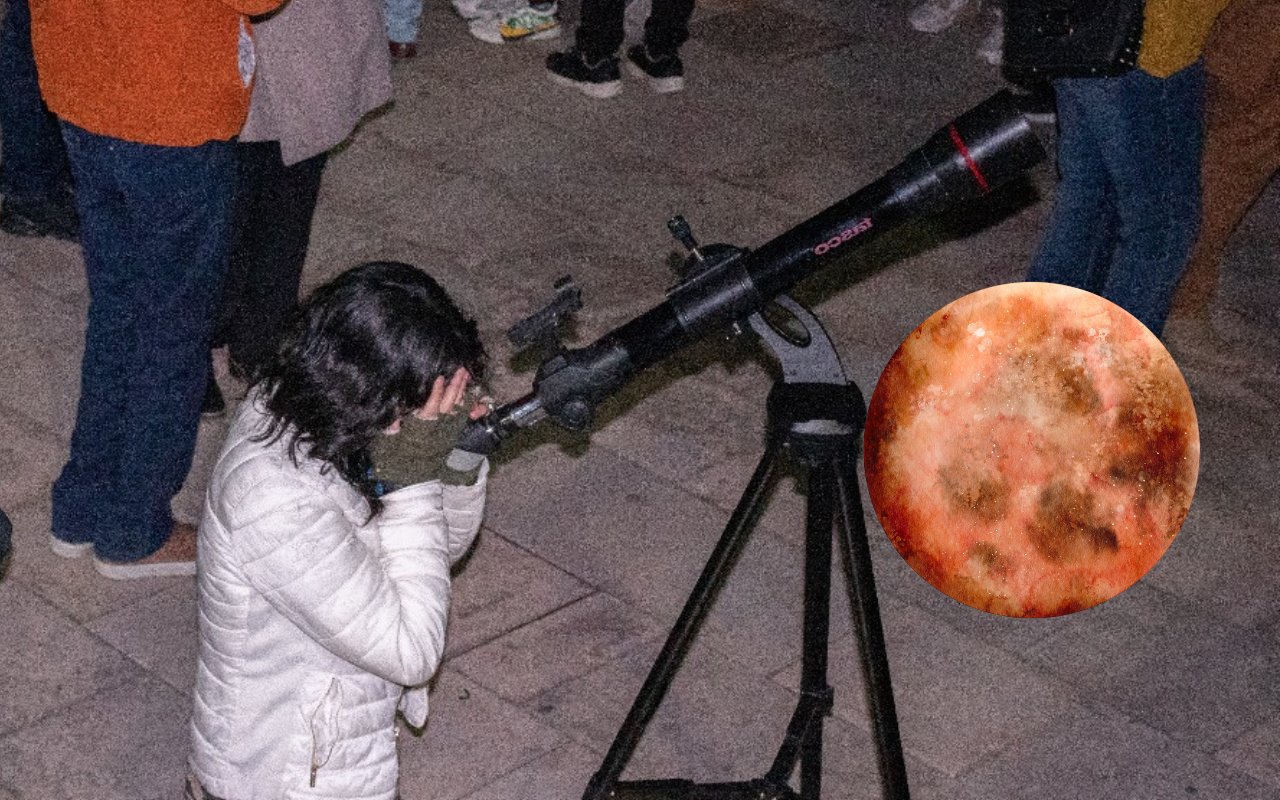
1138, 0, 1234, 76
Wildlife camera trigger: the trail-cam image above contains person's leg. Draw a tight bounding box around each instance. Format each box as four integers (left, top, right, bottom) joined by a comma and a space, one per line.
575, 0, 627, 60
1172, 0, 1280, 320
52, 124, 136, 547
642, 0, 693, 55
0, 0, 76, 238
1173, 90, 1279, 318
1091, 63, 1205, 337
384, 0, 423, 48
223, 141, 327, 374
55, 124, 234, 563
1027, 78, 1118, 295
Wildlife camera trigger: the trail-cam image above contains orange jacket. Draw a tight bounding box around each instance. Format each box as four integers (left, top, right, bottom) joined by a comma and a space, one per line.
31, 0, 283, 147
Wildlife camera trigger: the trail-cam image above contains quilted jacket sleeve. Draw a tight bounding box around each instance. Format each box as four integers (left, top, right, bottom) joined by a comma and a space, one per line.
224, 472, 455, 687
441, 460, 489, 565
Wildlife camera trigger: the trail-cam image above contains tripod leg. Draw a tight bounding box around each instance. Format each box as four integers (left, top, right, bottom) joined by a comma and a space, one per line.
799, 465, 835, 800
832, 461, 911, 800
584, 440, 785, 800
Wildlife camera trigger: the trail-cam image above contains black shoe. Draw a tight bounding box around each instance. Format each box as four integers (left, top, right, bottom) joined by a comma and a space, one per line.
546, 48, 622, 99
0, 197, 79, 242
202, 373, 226, 418
625, 44, 684, 93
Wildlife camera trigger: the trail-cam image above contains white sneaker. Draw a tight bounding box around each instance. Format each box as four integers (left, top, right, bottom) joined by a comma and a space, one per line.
908, 0, 972, 34
467, 1, 559, 43
977, 8, 1003, 65
452, 0, 517, 21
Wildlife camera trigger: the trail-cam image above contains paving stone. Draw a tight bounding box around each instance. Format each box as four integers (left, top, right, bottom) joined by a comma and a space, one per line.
0, 674, 190, 800
446, 532, 593, 658
397, 668, 563, 800
2, 499, 189, 624
0, 411, 64, 511
0, 581, 141, 735
789, 599, 1078, 778
450, 591, 665, 702
459, 741, 604, 800
84, 582, 199, 696
955, 707, 1276, 800
1217, 715, 1280, 791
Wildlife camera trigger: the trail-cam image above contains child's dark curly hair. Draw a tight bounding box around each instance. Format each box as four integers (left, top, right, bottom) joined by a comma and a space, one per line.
252, 261, 487, 510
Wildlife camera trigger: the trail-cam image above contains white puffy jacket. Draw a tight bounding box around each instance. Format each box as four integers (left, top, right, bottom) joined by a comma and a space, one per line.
188, 396, 487, 800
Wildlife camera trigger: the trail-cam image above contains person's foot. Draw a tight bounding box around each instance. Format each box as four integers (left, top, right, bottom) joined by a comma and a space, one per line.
546, 48, 622, 98
452, 0, 517, 20
389, 40, 419, 58
625, 44, 684, 93
93, 522, 198, 580
908, 0, 972, 33
50, 532, 94, 558
468, 1, 559, 43
0, 197, 79, 242
976, 8, 1003, 65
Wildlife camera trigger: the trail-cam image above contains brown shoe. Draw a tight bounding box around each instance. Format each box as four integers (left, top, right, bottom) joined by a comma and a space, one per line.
389, 41, 418, 58
94, 522, 198, 580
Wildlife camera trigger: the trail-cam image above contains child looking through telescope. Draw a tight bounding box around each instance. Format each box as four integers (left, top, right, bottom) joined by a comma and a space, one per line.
186, 261, 490, 800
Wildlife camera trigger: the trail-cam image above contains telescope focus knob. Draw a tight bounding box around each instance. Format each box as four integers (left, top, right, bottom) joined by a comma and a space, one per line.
555, 398, 594, 431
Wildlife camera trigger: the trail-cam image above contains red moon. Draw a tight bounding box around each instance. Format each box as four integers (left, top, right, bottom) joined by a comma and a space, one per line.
863, 283, 1199, 618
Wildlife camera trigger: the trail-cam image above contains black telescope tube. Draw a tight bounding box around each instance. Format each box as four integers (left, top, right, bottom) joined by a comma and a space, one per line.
472, 90, 1045, 445
612, 89, 1044, 369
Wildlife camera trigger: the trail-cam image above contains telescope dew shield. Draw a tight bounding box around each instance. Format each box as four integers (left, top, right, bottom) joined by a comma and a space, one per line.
477, 90, 1047, 441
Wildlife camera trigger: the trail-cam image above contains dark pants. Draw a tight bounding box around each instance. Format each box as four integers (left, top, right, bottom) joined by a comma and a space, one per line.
576, 0, 694, 61
0, 0, 70, 205
214, 140, 327, 373
1028, 61, 1205, 337
52, 123, 234, 562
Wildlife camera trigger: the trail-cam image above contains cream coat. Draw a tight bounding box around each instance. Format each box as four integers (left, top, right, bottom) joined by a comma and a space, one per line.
241, 0, 392, 165
188, 397, 486, 800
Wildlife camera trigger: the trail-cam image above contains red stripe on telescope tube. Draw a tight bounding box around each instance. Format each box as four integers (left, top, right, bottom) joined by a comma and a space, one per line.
947, 123, 990, 194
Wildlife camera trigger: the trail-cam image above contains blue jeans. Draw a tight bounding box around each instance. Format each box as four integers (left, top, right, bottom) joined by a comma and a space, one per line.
52, 124, 234, 562
0, 0, 69, 204
384, 0, 422, 44
1028, 62, 1206, 337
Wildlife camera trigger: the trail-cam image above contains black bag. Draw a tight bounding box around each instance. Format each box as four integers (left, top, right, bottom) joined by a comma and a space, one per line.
1003, 0, 1145, 83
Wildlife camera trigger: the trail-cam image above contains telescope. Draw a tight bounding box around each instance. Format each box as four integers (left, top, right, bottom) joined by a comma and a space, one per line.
461, 89, 1045, 453
463, 91, 1047, 800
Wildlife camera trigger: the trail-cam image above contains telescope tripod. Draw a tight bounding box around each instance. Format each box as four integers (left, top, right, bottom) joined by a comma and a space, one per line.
582, 298, 910, 800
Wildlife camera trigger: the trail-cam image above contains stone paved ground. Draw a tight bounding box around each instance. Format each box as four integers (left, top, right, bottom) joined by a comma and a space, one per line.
2, 1, 1279, 798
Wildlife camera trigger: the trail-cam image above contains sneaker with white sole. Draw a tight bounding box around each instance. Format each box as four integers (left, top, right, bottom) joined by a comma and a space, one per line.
625, 44, 684, 93
50, 534, 94, 559
908, 0, 972, 33
546, 48, 623, 98
92, 522, 198, 580
468, 1, 559, 43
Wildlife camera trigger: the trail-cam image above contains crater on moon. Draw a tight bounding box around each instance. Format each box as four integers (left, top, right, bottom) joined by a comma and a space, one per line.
863, 283, 1199, 618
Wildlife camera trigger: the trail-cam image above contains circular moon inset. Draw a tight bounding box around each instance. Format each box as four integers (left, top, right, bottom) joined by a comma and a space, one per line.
864, 283, 1199, 618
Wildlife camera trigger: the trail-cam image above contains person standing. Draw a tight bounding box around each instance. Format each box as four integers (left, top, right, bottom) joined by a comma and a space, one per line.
30, 0, 283, 578
1026, 0, 1231, 337
0, 0, 76, 240
1170, 0, 1280, 322
207, 0, 392, 413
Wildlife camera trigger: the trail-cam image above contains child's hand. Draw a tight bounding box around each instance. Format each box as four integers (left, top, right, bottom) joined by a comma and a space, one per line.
371, 369, 490, 492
